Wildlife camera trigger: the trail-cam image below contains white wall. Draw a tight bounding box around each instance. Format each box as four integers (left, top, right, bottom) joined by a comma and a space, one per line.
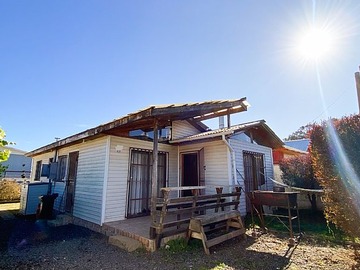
74, 138, 107, 224
104, 136, 178, 222
171, 120, 200, 140
230, 138, 274, 215
30, 137, 108, 225
178, 140, 230, 195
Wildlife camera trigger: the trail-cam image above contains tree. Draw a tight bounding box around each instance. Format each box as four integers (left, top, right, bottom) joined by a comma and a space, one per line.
279, 154, 320, 211
284, 123, 313, 141
310, 115, 360, 238
0, 128, 11, 176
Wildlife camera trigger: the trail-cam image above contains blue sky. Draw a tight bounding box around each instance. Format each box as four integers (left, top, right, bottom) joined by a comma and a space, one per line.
1, 1, 360, 152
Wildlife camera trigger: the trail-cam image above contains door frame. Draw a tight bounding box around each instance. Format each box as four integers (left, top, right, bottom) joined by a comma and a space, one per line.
65, 151, 79, 213
180, 148, 205, 196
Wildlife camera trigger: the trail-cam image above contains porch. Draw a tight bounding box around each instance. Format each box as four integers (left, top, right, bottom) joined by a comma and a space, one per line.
103, 213, 188, 252
103, 185, 244, 252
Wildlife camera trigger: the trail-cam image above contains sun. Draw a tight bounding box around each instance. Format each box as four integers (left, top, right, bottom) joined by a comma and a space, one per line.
296, 27, 334, 61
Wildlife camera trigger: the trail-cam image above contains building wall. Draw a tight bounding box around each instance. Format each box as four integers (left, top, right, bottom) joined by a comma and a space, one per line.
171, 120, 200, 140
30, 151, 56, 182
104, 136, 178, 223
229, 138, 274, 215
30, 137, 108, 225
178, 140, 230, 195
1, 153, 32, 179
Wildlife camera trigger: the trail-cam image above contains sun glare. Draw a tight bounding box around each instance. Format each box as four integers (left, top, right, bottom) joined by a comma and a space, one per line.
296, 27, 334, 60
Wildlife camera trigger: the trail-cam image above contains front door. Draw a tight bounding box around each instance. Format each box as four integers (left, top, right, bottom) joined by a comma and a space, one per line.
65, 151, 79, 213
181, 149, 205, 196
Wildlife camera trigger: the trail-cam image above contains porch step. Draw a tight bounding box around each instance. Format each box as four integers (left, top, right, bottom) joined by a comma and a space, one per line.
108, 235, 143, 252
47, 214, 73, 227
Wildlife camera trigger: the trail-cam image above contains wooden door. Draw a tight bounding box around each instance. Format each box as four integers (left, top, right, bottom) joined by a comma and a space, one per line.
65, 151, 79, 213
181, 152, 199, 196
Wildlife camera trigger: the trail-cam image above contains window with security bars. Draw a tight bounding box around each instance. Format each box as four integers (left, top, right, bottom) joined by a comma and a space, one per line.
243, 151, 265, 191
126, 149, 167, 218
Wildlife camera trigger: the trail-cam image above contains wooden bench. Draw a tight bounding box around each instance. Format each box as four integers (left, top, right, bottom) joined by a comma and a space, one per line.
150, 186, 245, 252
188, 209, 245, 254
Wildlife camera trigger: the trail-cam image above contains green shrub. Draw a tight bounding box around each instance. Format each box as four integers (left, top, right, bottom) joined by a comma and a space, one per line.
0, 179, 21, 202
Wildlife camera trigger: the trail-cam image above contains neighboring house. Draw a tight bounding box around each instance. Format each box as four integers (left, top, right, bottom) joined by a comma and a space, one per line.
284, 139, 310, 152
272, 141, 308, 183
1, 146, 32, 181
272, 138, 322, 210
26, 99, 283, 228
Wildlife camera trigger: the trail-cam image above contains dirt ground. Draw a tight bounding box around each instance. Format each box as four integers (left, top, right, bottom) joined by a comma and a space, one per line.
0, 213, 359, 270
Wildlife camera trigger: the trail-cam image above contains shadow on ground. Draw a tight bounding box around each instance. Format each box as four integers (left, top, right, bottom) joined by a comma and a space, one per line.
0, 215, 91, 253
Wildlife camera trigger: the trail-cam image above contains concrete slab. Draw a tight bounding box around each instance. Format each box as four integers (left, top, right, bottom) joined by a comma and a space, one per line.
108, 235, 143, 252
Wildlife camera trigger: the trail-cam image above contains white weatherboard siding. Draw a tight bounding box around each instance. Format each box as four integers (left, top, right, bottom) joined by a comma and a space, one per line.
230, 138, 274, 216
104, 136, 177, 223
178, 140, 230, 195
171, 120, 200, 140
74, 138, 107, 225
47, 144, 82, 212
29, 137, 107, 224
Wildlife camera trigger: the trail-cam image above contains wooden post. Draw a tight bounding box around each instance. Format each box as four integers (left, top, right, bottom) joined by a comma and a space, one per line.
151, 119, 159, 224
215, 187, 223, 212
355, 67, 360, 114
191, 189, 199, 217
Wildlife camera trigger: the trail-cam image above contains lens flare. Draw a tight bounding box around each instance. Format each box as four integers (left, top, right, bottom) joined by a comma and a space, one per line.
296, 27, 334, 60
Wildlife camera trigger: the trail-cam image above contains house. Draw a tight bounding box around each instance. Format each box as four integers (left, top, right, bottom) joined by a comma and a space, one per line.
272, 141, 308, 183
1, 146, 32, 181
26, 98, 284, 230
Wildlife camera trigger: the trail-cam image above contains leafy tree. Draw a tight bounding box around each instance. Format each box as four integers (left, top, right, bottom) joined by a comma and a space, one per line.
279, 154, 320, 211
310, 115, 360, 238
0, 128, 11, 176
284, 123, 313, 141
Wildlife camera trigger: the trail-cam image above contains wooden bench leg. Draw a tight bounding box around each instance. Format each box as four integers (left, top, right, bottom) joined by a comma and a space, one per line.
188, 226, 210, 255
199, 226, 210, 255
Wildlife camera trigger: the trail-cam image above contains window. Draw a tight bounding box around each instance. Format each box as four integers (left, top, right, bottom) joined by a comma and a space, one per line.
243, 151, 265, 191
34, 160, 42, 181
126, 148, 167, 218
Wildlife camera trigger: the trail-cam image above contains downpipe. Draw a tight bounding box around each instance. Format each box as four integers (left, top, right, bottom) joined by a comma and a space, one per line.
221, 134, 237, 188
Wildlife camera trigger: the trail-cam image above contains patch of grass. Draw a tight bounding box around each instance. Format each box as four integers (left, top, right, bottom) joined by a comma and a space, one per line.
211, 262, 232, 270
246, 209, 348, 242
161, 237, 202, 253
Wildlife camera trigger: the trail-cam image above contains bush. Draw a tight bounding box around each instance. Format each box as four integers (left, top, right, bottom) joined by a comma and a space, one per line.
0, 179, 21, 202
310, 115, 360, 238
279, 154, 320, 211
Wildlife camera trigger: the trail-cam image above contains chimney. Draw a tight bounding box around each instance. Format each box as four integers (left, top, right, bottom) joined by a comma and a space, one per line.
356, 66, 360, 114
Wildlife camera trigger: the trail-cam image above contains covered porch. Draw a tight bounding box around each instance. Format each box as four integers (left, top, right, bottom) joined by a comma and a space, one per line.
103, 185, 244, 252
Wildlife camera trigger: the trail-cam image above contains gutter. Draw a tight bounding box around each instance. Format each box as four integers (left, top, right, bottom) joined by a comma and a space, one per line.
221, 134, 237, 187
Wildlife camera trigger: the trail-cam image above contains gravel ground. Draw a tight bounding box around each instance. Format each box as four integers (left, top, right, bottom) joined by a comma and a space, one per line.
0, 215, 358, 270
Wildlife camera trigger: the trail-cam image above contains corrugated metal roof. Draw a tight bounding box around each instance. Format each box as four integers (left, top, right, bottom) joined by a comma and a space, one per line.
284, 139, 310, 152
170, 120, 284, 149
